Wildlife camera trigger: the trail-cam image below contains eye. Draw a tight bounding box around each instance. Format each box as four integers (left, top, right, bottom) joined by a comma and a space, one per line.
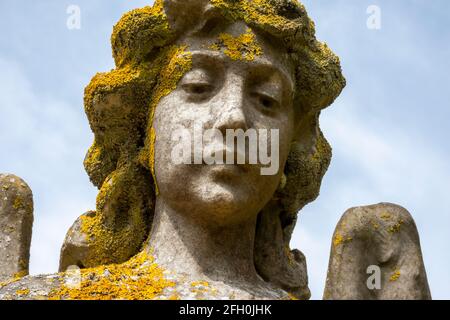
252, 93, 280, 112
182, 83, 214, 96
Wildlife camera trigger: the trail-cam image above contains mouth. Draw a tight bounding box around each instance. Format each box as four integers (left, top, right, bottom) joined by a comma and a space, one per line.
208, 163, 249, 174
201, 146, 253, 173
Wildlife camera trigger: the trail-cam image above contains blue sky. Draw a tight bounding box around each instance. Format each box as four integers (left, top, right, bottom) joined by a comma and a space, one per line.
0, 1, 449, 299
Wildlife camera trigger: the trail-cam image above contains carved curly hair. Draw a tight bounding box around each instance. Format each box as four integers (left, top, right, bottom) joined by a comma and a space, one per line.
59, 0, 345, 299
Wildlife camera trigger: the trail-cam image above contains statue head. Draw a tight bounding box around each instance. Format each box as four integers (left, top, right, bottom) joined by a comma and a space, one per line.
66, 0, 345, 299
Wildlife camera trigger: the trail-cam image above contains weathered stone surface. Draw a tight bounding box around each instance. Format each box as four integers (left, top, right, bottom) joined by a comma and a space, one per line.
59, 211, 94, 272
0, 274, 59, 300
0, 174, 33, 282
323, 203, 431, 300
254, 204, 310, 300
1, 249, 290, 300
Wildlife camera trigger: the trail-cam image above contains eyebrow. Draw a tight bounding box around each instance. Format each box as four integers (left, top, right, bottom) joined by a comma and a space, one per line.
189, 50, 294, 93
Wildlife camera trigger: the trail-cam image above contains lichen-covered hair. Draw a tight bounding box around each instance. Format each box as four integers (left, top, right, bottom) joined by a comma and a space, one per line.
69, 0, 345, 299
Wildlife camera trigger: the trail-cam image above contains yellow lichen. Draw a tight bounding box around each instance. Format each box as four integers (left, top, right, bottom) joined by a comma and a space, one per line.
86, 66, 137, 102
333, 234, 343, 247
388, 219, 404, 233
370, 219, 380, 230
333, 233, 352, 247
49, 251, 174, 300
13, 271, 27, 279
209, 43, 220, 51
210, 28, 262, 61
15, 288, 30, 296
190, 281, 216, 298
0, 271, 27, 289
389, 270, 401, 282
380, 211, 391, 220
78, 168, 149, 267
111, 0, 172, 67
191, 281, 209, 287
13, 196, 23, 210
167, 293, 180, 300
288, 292, 300, 300
211, 0, 299, 32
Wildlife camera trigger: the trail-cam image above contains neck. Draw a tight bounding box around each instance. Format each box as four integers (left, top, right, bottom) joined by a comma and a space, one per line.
145, 198, 260, 285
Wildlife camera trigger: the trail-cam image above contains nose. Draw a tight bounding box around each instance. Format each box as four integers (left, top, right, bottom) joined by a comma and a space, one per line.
212, 73, 248, 133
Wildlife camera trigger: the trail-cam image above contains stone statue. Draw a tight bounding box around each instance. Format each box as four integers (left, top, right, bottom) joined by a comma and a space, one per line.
0, 174, 33, 283
324, 203, 431, 300
0, 0, 431, 300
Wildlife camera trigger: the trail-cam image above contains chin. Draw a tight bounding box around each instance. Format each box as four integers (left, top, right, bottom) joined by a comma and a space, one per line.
191, 184, 258, 224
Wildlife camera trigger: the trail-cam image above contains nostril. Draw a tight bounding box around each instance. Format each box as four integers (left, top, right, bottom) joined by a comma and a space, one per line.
215, 107, 248, 133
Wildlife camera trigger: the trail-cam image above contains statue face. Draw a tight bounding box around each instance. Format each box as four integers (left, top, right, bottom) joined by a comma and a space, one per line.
153, 24, 295, 226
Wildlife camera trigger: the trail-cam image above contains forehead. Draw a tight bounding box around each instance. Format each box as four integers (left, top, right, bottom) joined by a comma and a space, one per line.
178, 21, 295, 88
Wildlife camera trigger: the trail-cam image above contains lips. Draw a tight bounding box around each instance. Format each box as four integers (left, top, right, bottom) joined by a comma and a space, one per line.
201, 145, 252, 172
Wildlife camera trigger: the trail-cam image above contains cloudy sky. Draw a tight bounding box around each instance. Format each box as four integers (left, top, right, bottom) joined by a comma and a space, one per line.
1, 1, 449, 299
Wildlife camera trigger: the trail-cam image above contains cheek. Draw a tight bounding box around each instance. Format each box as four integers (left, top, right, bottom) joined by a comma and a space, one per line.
152, 95, 208, 184
251, 113, 294, 163
152, 99, 180, 183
